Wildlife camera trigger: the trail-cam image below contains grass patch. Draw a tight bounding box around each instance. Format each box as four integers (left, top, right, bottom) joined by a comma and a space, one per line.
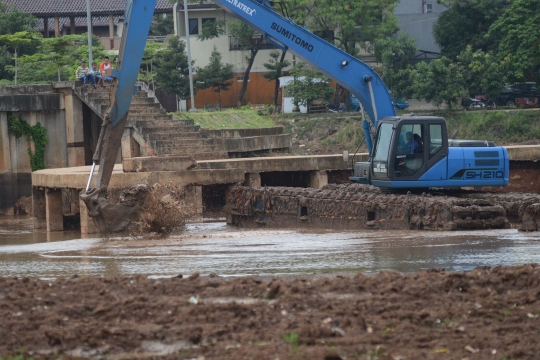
172, 109, 277, 129
437, 109, 540, 144
283, 331, 301, 352
276, 113, 367, 151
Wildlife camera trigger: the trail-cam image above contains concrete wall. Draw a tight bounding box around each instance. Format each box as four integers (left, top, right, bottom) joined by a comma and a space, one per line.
394, 0, 446, 15
0, 85, 81, 215
394, 0, 447, 53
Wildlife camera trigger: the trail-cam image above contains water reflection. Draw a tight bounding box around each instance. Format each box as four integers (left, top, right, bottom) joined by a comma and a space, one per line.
0, 215, 539, 278
0, 215, 81, 245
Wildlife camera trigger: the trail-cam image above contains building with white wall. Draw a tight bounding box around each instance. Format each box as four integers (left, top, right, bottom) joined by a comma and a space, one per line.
173, 2, 295, 108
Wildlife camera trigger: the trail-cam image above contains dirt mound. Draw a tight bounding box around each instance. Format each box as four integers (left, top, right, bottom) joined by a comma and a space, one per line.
125, 183, 197, 235
1, 265, 539, 359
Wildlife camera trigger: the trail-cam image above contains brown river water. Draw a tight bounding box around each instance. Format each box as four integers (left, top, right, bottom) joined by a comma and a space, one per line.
1, 215, 540, 278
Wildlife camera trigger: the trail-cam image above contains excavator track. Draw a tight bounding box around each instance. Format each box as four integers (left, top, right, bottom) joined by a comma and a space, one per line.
226, 184, 540, 231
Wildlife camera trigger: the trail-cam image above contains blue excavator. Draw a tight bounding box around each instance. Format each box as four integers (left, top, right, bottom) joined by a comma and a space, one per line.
81, 0, 509, 232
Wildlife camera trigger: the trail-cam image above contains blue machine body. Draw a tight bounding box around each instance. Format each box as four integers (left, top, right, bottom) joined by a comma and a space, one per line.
351, 116, 509, 188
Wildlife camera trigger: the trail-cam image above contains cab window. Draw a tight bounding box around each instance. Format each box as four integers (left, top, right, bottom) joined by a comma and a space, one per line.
395, 124, 424, 177
429, 124, 442, 159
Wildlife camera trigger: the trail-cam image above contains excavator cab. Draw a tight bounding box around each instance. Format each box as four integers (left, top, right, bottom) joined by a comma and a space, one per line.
350, 116, 509, 188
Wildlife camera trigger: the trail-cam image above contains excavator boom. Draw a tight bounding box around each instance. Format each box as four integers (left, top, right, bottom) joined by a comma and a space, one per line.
80, 0, 156, 233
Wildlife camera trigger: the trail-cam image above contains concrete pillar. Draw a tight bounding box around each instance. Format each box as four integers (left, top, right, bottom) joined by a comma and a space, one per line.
109, 14, 114, 37
54, 16, 60, 37
121, 128, 141, 159
244, 172, 261, 187
33, 187, 46, 229
44, 17, 49, 38
309, 170, 328, 189
46, 188, 63, 232
0, 112, 14, 215
194, 186, 203, 215
58, 88, 85, 167
79, 190, 98, 234
70, 16, 76, 35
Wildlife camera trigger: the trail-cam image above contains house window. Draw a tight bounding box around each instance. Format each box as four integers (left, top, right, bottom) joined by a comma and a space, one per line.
202, 18, 215, 26
425, 0, 433, 13
237, 76, 250, 82
188, 18, 199, 35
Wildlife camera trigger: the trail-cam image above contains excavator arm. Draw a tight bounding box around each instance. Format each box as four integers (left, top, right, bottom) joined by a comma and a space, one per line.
80, 0, 156, 233
81, 0, 398, 233
211, 0, 396, 151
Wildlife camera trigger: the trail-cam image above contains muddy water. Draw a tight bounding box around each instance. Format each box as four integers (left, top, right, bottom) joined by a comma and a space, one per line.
1, 215, 540, 278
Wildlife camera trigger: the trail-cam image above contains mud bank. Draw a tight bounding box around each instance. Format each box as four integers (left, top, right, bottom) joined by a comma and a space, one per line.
226, 184, 540, 231
1, 265, 539, 359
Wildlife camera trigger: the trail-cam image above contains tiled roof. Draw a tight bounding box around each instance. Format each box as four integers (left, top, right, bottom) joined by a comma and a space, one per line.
3, 0, 173, 16
36, 15, 123, 32
178, 0, 216, 10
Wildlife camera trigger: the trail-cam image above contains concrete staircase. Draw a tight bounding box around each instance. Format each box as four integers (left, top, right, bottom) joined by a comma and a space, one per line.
73, 83, 291, 161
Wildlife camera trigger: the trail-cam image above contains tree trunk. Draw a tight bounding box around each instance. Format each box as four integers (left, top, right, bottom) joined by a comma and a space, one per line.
237, 45, 259, 108
14, 48, 17, 85
57, 66, 61, 82
273, 50, 287, 106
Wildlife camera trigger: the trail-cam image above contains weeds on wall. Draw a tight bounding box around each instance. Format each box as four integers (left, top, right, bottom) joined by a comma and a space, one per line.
7, 114, 48, 171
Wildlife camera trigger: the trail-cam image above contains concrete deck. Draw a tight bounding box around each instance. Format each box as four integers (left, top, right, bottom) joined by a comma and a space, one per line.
32, 164, 245, 189
32, 145, 540, 189
32, 154, 357, 189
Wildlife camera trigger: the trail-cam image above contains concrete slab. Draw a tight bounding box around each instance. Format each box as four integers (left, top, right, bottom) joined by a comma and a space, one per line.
505, 145, 540, 161
32, 164, 245, 189
123, 156, 197, 172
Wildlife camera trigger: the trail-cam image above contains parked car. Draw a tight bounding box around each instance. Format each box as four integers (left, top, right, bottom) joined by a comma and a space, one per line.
394, 98, 409, 110
496, 82, 540, 107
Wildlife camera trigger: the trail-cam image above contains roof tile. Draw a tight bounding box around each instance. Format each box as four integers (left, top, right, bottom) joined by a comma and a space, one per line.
3, 0, 173, 16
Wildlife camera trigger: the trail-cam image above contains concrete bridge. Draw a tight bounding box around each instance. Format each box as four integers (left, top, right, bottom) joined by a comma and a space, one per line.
0, 82, 292, 216
30, 145, 540, 234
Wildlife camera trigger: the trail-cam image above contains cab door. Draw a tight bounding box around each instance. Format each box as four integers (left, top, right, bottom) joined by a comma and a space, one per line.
391, 123, 426, 180
390, 119, 448, 181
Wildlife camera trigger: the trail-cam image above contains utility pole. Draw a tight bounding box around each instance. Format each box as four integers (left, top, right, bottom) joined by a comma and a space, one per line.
86, 0, 93, 65
183, 0, 196, 111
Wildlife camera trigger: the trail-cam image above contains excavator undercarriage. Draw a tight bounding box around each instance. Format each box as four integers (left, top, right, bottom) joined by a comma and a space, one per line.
226, 184, 540, 232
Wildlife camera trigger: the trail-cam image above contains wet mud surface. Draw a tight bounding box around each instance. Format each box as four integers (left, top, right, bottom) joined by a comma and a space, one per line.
1, 265, 540, 359
2, 222, 540, 278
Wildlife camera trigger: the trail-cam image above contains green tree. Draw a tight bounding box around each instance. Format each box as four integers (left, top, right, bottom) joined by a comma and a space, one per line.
411, 57, 466, 108
375, 33, 417, 100
0, 0, 37, 35
20, 35, 83, 81
287, 62, 335, 107
0, 0, 39, 81
284, 0, 399, 57
263, 50, 290, 106
486, 0, 540, 81
456, 46, 509, 99
149, 13, 174, 36
154, 36, 192, 99
195, 46, 234, 107
433, 0, 510, 60
0, 31, 40, 84
138, 41, 164, 83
